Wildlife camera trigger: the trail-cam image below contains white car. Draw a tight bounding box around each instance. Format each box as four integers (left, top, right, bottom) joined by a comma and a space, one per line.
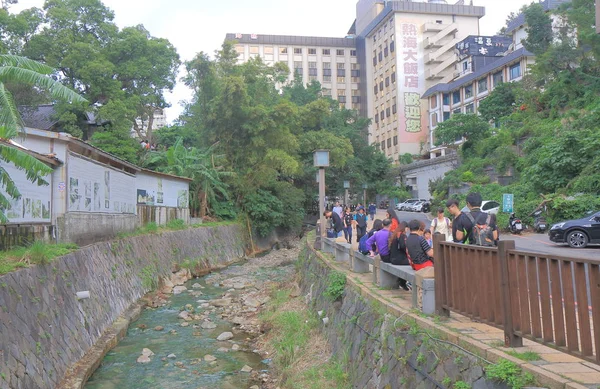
460, 200, 500, 215
409, 201, 424, 212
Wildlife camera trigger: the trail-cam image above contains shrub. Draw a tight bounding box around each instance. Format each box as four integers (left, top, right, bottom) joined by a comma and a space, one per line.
324, 271, 346, 301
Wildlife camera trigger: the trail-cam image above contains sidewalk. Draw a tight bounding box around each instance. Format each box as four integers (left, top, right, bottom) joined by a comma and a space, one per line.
321, 222, 600, 388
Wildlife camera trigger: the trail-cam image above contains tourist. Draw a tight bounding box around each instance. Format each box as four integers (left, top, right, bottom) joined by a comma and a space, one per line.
332, 201, 343, 219
424, 229, 433, 247
405, 219, 434, 270
446, 199, 466, 243
431, 207, 452, 241
342, 206, 354, 244
386, 207, 400, 232
359, 219, 383, 255
366, 219, 392, 262
368, 202, 377, 221
455, 192, 486, 244
353, 207, 368, 243
323, 209, 344, 237
389, 221, 410, 290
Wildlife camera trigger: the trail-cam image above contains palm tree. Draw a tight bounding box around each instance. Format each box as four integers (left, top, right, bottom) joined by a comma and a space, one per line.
0, 55, 86, 223
146, 138, 234, 218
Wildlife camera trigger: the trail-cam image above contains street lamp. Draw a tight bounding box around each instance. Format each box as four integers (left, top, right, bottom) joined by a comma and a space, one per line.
362, 183, 368, 205
314, 150, 329, 249
343, 180, 350, 207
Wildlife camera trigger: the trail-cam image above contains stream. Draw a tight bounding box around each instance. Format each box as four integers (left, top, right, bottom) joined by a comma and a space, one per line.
84, 243, 299, 389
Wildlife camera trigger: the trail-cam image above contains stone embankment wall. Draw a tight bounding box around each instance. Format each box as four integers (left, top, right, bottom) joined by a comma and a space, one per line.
0, 225, 246, 389
300, 243, 510, 389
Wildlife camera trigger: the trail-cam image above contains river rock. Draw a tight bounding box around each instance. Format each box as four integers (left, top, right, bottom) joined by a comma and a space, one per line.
231, 344, 240, 351
141, 348, 155, 357
204, 354, 217, 362
173, 286, 188, 295
171, 268, 191, 285
167, 354, 176, 359
174, 361, 185, 368
217, 332, 234, 341
241, 365, 253, 373
243, 297, 261, 308
233, 283, 245, 289
160, 277, 175, 294
201, 321, 217, 329
137, 355, 151, 364
154, 326, 164, 331
180, 322, 190, 327
217, 347, 229, 353
192, 283, 202, 289
211, 298, 231, 307
178, 311, 190, 320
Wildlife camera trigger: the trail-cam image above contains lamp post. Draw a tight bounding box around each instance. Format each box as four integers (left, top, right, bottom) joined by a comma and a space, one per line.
344, 180, 350, 207
362, 183, 368, 205
314, 150, 330, 249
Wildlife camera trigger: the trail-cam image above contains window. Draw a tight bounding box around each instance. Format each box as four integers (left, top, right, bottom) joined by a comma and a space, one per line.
380, 111, 385, 120
264, 46, 273, 54
463, 61, 468, 71
430, 96, 437, 109
351, 90, 360, 103
337, 68, 345, 77
431, 113, 438, 127
323, 62, 331, 69
338, 89, 346, 103
443, 112, 450, 121
249, 46, 259, 54
337, 76, 346, 83
493, 71, 503, 86
350, 50, 357, 56
390, 40, 395, 53
453, 108, 461, 114
385, 77, 390, 87
322, 89, 331, 96
337, 63, 345, 69
386, 107, 391, 117
294, 48, 302, 54
442, 93, 450, 105
384, 46, 389, 57
378, 52, 383, 62
392, 104, 397, 114
379, 81, 384, 91
323, 75, 331, 83
323, 49, 331, 55
373, 56, 377, 66
308, 48, 316, 55
381, 141, 386, 150
478, 78, 488, 93
465, 103, 474, 113
374, 85, 378, 94
309, 61, 317, 68
393, 136, 398, 146
436, 19, 443, 24
235, 46, 245, 54
464, 84, 473, 99
308, 62, 317, 76
375, 113, 379, 123
387, 138, 391, 148
279, 47, 288, 54
336, 49, 345, 56
509, 63, 521, 80
452, 90, 461, 104
294, 61, 302, 75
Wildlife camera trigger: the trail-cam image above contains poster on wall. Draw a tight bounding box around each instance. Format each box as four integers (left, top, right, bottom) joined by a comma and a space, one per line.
94, 183, 101, 210
157, 179, 164, 204
177, 190, 189, 208
104, 171, 110, 209
69, 177, 79, 211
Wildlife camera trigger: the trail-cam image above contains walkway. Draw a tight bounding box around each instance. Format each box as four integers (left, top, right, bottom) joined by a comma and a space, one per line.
317, 213, 600, 389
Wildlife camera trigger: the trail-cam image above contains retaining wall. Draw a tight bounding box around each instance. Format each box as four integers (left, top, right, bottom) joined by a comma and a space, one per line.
300, 242, 510, 389
0, 224, 246, 389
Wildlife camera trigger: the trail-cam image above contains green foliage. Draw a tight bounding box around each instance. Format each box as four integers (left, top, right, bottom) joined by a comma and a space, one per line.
505, 350, 541, 361
433, 114, 490, 149
323, 271, 346, 301
478, 82, 519, 124
453, 381, 471, 389
242, 189, 284, 237
485, 359, 535, 389
523, 3, 554, 56
165, 219, 186, 230
90, 126, 140, 163
139, 265, 157, 290
0, 242, 78, 274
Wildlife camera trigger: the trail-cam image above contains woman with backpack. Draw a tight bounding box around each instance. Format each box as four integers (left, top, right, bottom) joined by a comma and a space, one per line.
342, 206, 354, 244
359, 219, 383, 255
431, 207, 453, 241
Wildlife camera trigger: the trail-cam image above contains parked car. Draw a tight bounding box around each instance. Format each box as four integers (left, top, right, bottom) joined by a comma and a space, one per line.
397, 199, 427, 211
408, 201, 424, 212
549, 211, 600, 248
460, 200, 500, 215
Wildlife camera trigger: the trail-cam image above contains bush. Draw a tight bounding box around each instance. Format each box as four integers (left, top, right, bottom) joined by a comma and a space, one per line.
323, 271, 346, 301
166, 219, 186, 230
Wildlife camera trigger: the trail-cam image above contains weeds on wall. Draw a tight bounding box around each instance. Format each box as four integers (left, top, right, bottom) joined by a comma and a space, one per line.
0, 242, 78, 275
323, 271, 346, 301
485, 359, 535, 389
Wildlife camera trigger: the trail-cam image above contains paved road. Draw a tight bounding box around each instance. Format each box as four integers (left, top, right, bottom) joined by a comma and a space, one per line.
393, 210, 600, 261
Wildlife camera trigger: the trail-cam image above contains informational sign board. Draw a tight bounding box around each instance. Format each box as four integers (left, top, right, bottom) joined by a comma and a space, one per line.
503, 194, 514, 213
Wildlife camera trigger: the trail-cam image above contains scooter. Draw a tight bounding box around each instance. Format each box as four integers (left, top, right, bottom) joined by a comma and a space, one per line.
531, 209, 547, 233
508, 213, 523, 234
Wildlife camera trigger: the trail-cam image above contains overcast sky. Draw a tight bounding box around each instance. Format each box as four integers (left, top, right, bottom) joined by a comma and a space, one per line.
10, 0, 535, 122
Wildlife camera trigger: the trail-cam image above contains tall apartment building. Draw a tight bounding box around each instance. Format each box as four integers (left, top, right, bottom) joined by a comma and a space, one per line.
225, 34, 361, 110
225, 0, 485, 164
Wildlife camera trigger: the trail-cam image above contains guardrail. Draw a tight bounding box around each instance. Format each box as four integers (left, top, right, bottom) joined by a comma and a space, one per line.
434, 235, 600, 364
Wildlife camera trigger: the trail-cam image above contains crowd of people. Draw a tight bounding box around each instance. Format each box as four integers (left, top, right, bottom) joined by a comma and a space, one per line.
323, 192, 499, 290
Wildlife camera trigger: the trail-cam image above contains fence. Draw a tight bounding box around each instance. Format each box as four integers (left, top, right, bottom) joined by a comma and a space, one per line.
434, 235, 600, 364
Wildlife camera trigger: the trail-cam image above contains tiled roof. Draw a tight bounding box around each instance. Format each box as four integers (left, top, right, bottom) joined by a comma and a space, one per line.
18, 105, 59, 131
421, 47, 534, 98
505, 0, 570, 34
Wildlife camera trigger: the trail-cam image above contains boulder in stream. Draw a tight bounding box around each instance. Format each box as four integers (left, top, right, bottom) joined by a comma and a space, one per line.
173, 286, 188, 295
216, 332, 234, 341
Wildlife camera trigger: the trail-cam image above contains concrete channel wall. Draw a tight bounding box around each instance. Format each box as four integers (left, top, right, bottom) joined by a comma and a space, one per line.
300, 242, 511, 389
0, 225, 246, 389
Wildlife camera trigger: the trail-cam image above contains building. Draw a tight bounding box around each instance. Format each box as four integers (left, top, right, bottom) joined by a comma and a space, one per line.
131, 107, 168, 141
226, 0, 485, 164
225, 33, 361, 111
1, 126, 191, 248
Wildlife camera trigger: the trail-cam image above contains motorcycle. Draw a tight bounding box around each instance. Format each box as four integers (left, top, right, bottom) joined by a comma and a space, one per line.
531, 209, 547, 233
508, 212, 524, 234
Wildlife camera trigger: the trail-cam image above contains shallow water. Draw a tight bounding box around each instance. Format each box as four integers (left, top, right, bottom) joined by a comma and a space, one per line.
84, 274, 266, 389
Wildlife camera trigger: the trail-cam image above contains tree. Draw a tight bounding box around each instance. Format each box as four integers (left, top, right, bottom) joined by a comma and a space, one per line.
523, 3, 554, 56
433, 113, 490, 149
478, 82, 519, 124
0, 54, 85, 222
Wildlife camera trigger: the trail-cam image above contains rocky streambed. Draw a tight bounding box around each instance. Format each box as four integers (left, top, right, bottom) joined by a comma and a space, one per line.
84, 242, 300, 389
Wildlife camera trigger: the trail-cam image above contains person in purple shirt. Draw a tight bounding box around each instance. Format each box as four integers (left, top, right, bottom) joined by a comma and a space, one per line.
366, 219, 392, 262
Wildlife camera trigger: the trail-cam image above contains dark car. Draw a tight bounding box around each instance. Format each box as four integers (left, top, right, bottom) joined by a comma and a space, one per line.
548, 211, 600, 248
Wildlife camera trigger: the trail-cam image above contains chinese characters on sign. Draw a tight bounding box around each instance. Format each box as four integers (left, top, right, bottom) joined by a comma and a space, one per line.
455, 35, 512, 59
401, 23, 421, 134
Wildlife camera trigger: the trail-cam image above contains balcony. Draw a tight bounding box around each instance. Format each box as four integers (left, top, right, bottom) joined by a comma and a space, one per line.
422, 23, 445, 33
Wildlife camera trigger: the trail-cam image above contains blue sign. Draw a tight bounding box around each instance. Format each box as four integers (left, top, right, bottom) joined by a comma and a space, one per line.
503, 194, 514, 213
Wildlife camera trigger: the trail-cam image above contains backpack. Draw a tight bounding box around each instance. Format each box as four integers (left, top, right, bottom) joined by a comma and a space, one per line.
465, 213, 494, 247
358, 233, 371, 254
433, 217, 450, 230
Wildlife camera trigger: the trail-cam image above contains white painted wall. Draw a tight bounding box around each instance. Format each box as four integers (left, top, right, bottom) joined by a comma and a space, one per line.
135, 172, 189, 208
1, 160, 52, 223
66, 152, 136, 214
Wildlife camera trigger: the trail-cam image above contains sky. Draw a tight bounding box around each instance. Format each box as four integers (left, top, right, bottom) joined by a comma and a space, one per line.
10, 0, 536, 123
